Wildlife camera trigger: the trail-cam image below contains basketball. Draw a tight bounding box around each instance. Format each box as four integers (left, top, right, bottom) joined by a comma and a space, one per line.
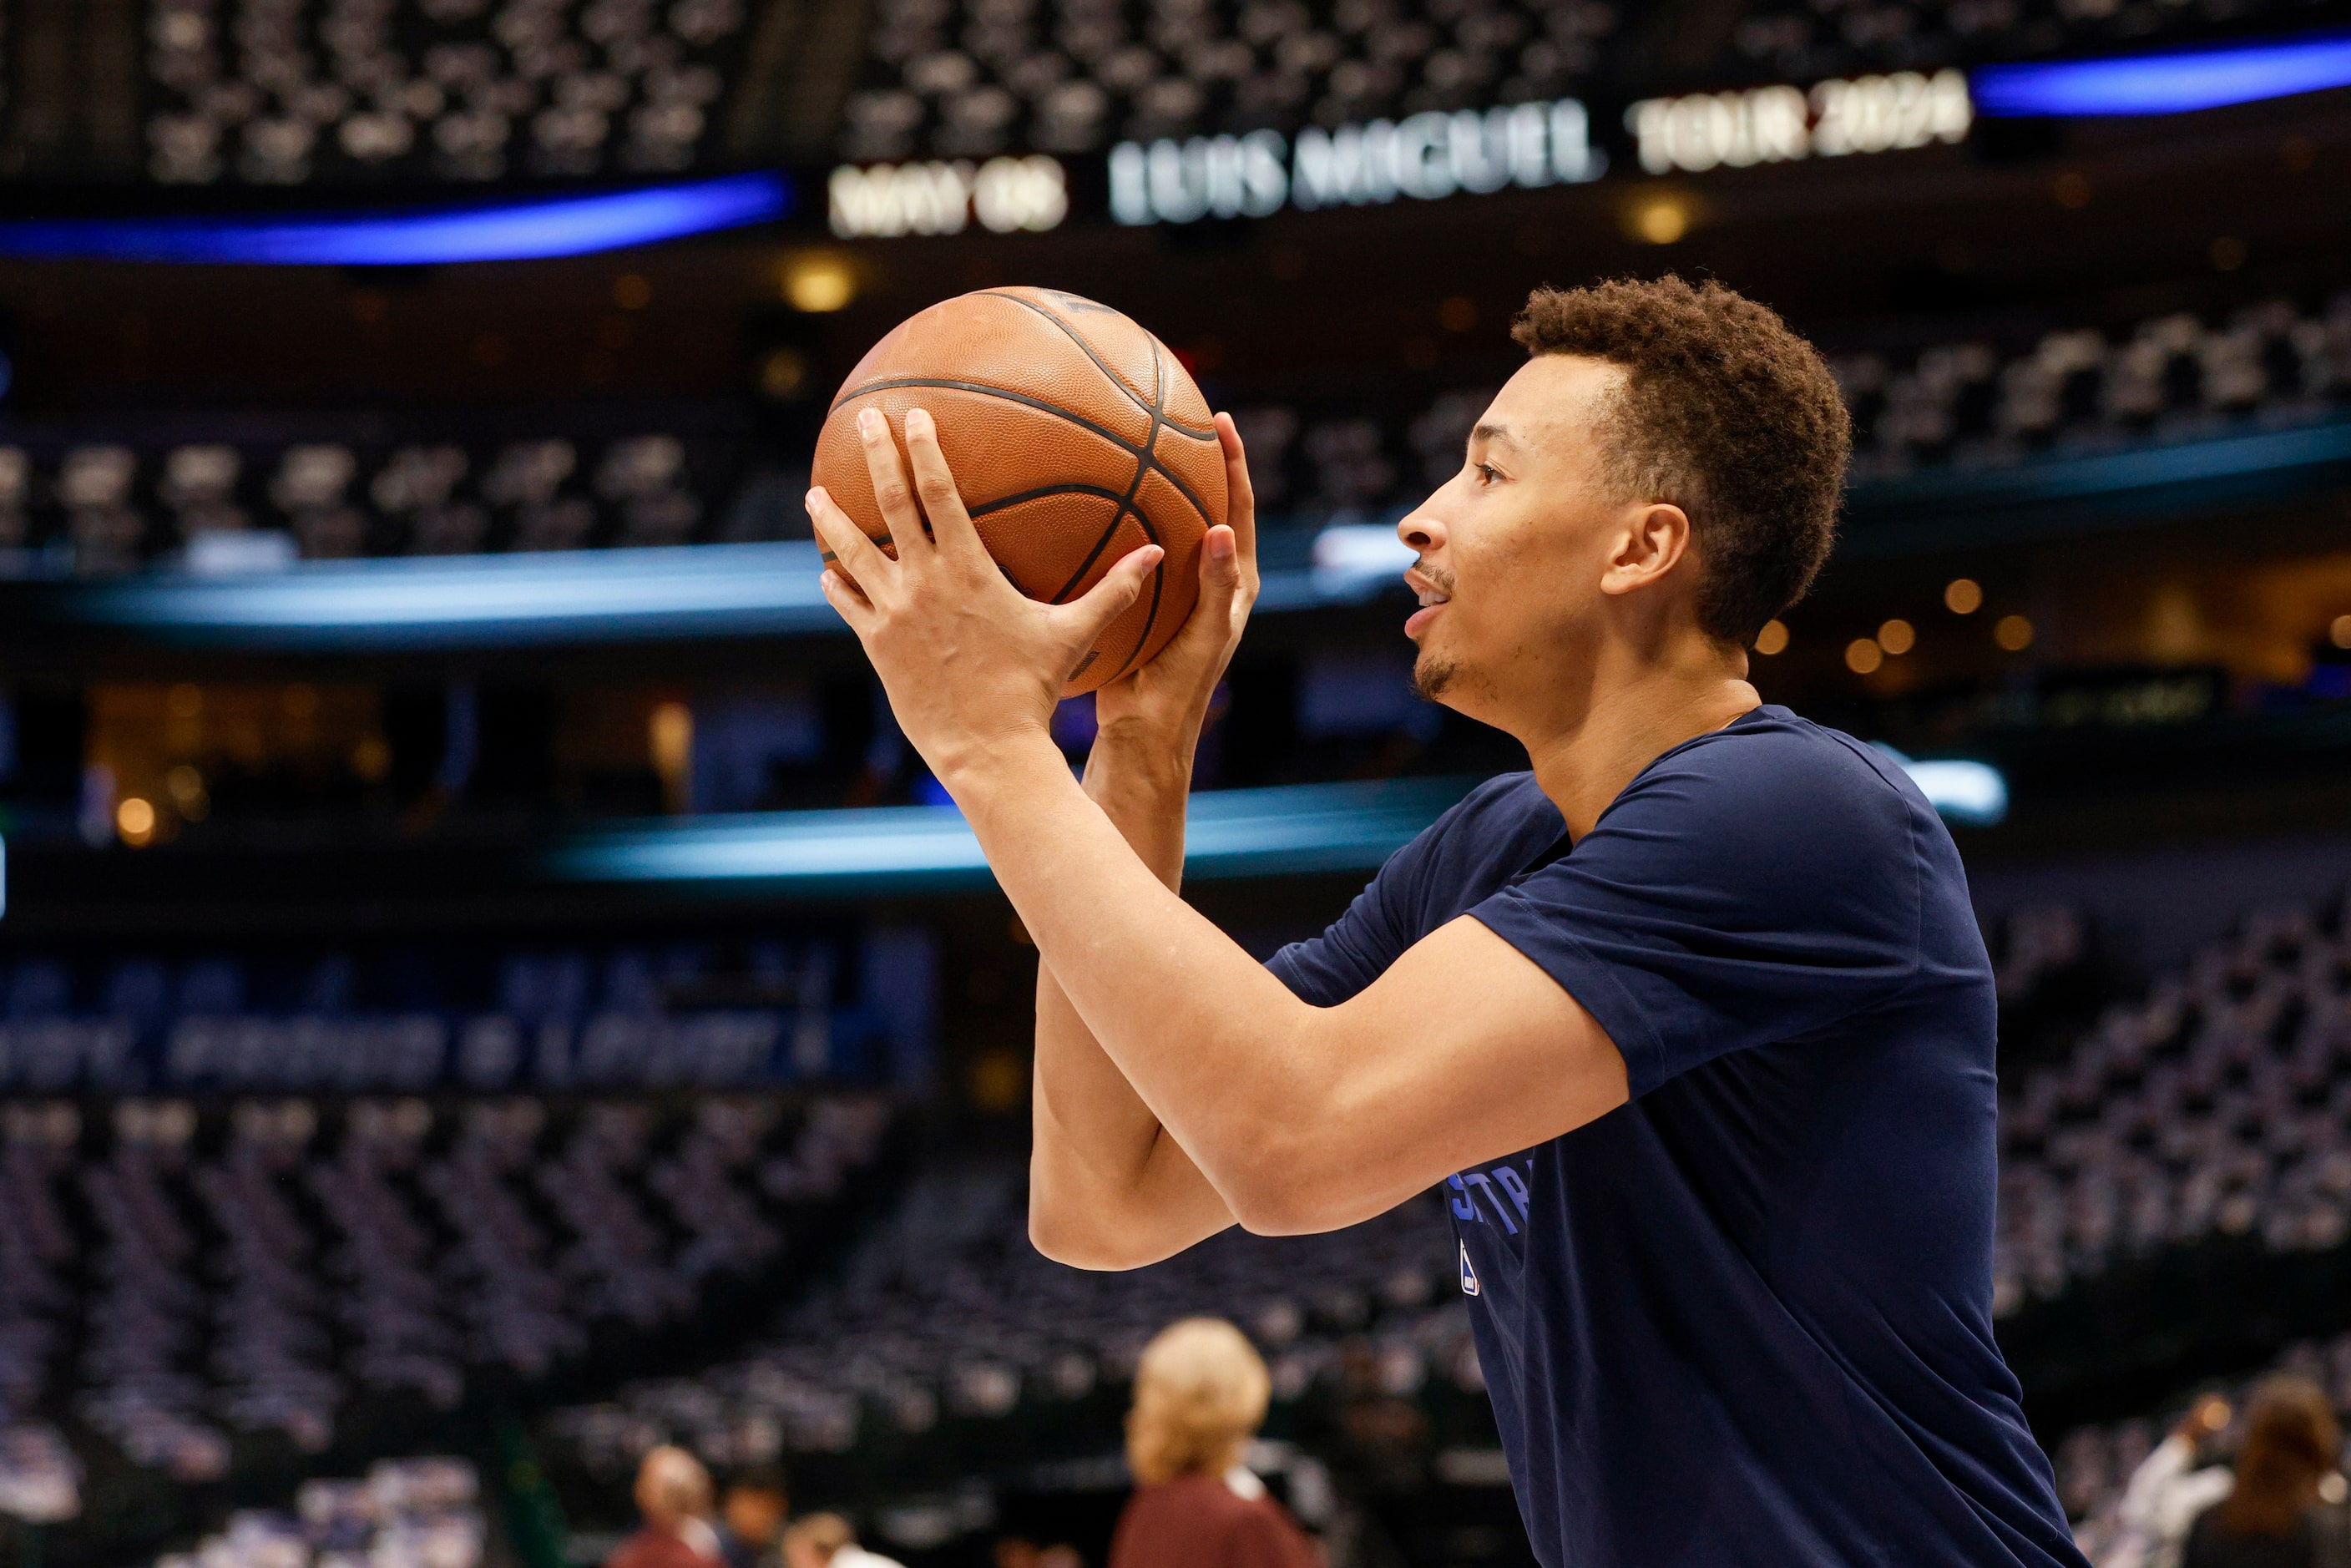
812, 286, 1227, 695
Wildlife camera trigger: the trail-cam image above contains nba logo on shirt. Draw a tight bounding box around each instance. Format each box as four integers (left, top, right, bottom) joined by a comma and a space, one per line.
1459, 1241, 1480, 1297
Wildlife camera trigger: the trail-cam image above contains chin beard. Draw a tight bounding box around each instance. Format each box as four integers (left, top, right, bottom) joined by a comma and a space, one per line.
1413, 655, 1459, 701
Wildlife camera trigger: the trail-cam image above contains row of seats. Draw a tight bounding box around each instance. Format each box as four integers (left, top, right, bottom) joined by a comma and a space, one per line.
0, 431, 748, 574
111, 0, 2347, 185
154, 1456, 483, 1568
840, 0, 2345, 164
1731, 0, 2351, 83
1995, 899, 2351, 1316
1233, 293, 2351, 529
553, 1156, 1476, 1478
0, 938, 902, 1092
144, 0, 747, 185
838, 0, 1620, 161
1834, 296, 2351, 485
0, 1093, 890, 1479
4, 291, 2345, 574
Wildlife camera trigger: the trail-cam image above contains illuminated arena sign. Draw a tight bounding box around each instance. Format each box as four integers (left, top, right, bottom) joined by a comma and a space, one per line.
1108, 99, 1605, 227
1625, 69, 1972, 175
827, 154, 1069, 238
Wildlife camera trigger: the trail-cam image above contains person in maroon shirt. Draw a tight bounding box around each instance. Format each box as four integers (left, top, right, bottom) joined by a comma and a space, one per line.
1108, 1320, 1320, 1568
606, 1446, 722, 1568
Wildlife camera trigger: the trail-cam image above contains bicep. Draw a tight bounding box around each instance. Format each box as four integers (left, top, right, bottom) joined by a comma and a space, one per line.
1261, 916, 1627, 1233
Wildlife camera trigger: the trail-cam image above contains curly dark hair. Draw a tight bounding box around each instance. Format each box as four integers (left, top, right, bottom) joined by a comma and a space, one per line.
1511, 276, 1849, 645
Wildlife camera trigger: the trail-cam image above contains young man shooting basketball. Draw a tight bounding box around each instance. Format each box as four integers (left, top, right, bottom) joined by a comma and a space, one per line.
806, 276, 2086, 1567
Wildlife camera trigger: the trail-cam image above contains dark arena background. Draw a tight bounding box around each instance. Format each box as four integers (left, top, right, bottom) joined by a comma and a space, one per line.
0, 1, 2346, 1564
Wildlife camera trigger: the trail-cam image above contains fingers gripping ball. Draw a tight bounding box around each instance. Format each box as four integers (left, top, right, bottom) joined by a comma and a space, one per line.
813, 287, 1227, 695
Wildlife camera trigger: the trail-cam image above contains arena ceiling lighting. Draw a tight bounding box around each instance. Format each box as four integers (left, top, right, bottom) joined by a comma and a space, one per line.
1970, 33, 2351, 116
1874, 747, 2009, 827
0, 172, 792, 265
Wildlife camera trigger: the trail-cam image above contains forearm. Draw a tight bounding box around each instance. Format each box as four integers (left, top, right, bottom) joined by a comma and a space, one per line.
968, 736, 1333, 1221
1029, 731, 1235, 1265
973, 729, 1622, 1237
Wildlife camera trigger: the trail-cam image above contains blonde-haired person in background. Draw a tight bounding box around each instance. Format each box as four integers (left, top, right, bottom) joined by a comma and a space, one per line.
607, 1447, 722, 1568
1109, 1319, 1318, 1568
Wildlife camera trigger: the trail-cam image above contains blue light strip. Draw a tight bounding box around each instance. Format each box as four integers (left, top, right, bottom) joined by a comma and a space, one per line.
544, 754, 2004, 894
1971, 32, 2351, 116
47, 534, 1418, 650
548, 776, 1484, 892
64, 541, 841, 647
0, 172, 792, 265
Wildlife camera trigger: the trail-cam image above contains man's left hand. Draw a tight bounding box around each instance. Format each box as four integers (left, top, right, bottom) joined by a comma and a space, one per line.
807, 404, 1163, 788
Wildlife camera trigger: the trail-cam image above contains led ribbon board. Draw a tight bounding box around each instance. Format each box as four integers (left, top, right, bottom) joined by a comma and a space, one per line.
0, 171, 792, 264
1971, 32, 2351, 116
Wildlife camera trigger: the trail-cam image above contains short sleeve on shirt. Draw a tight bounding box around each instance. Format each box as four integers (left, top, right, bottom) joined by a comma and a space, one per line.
1265, 774, 1541, 1007
1265, 862, 1417, 1008
1470, 723, 1927, 1098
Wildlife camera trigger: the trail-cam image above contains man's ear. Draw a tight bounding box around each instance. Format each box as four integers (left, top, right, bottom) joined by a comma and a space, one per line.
1598, 503, 1692, 596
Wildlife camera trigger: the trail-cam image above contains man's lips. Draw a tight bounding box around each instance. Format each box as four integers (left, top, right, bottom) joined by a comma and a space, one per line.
1404, 567, 1449, 637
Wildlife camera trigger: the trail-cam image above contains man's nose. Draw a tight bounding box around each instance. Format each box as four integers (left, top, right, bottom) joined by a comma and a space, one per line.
1398, 505, 1445, 555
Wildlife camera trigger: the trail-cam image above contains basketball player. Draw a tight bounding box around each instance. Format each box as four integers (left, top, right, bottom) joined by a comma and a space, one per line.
806, 276, 2086, 1566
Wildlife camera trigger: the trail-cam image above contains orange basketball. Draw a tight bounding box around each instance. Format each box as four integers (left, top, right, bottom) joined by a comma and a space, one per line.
813, 286, 1226, 695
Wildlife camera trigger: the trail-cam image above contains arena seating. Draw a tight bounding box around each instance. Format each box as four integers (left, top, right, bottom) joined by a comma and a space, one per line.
0, 1091, 890, 1482
0, 938, 913, 1094
528, 893, 2351, 1520
0, 423, 773, 574
534, 909, 2066, 1488
1240, 291, 2351, 525
1995, 898, 2351, 1318
142, 0, 752, 186
1727, 0, 2351, 84
549, 1157, 1479, 1474
1833, 296, 2351, 485
836, 0, 1622, 163
154, 1455, 485, 1568
0, 292, 2343, 576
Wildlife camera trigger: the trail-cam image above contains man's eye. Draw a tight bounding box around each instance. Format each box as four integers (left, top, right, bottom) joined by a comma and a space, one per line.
1475, 463, 1501, 485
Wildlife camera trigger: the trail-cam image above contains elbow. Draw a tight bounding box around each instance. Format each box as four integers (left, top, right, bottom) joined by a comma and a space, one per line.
1214, 1126, 1346, 1238
1027, 1183, 1164, 1272
1226, 1186, 1338, 1238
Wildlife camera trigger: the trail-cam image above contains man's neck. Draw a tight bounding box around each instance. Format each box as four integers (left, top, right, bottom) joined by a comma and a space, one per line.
1519, 656, 1761, 839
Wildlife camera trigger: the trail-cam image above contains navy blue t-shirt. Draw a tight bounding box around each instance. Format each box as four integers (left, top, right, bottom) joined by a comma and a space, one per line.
1267, 706, 2085, 1568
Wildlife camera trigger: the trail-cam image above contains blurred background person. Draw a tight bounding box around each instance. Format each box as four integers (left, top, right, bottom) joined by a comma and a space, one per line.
781, 1511, 906, 1568
2101, 1394, 2236, 1568
993, 1544, 1086, 1568
2182, 1379, 2350, 1568
608, 1446, 721, 1568
715, 1470, 790, 1568
1109, 1319, 1318, 1568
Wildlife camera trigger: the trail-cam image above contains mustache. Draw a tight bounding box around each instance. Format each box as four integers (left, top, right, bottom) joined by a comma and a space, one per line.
1411, 560, 1458, 594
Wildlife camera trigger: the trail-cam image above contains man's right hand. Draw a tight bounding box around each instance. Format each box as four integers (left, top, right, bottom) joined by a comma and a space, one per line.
1081, 412, 1260, 841
1028, 412, 1259, 1270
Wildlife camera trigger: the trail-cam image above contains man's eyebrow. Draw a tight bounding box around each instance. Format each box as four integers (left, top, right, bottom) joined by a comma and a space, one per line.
1469, 422, 1522, 448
